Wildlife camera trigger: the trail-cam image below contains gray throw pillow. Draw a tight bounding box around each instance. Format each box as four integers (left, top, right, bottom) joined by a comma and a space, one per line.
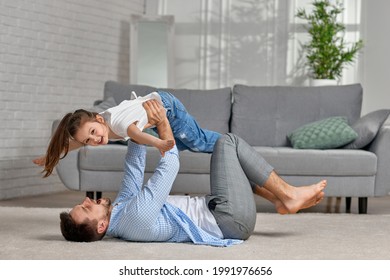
287, 116, 358, 149
343, 109, 390, 149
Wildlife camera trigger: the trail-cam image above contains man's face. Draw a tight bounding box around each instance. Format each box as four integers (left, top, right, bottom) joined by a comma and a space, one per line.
74, 116, 109, 146
70, 197, 112, 226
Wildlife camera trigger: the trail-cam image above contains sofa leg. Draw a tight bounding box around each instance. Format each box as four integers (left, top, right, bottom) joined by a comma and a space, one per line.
358, 197, 368, 214
86, 191, 94, 199
345, 197, 351, 213
85, 191, 102, 200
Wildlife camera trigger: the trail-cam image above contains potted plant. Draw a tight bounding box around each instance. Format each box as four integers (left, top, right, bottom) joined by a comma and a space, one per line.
296, 0, 363, 85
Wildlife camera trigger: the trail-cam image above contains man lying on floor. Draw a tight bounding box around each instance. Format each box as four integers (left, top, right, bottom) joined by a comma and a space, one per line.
59, 100, 326, 246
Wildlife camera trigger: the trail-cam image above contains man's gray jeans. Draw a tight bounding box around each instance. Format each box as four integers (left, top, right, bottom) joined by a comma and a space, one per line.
206, 133, 274, 240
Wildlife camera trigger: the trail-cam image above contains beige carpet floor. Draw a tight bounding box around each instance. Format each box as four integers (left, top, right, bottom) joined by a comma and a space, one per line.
1, 206, 390, 260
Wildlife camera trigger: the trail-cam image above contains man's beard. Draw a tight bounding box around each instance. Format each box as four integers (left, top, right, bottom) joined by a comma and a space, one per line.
99, 197, 112, 217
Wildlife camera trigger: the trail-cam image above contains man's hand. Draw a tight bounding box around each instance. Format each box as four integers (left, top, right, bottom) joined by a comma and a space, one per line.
143, 100, 166, 126
143, 99, 174, 142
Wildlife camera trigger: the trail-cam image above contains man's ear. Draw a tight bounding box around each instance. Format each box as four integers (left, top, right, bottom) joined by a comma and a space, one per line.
97, 219, 108, 234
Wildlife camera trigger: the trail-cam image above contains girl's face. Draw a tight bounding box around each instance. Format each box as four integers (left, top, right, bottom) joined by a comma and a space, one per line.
74, 116, 109, 146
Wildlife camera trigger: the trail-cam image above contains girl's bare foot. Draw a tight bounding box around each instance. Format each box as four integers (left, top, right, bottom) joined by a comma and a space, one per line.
157, 139, 175, 156
156, 139, 175, 151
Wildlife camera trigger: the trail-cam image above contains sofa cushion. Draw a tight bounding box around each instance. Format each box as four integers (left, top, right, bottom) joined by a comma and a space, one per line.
79, 144, 376, 177
231, 84, 363, 146
160, 87, 232, 134
79, 146, 211, 174
343, 109, 390, 149
254, 147, 377, 176
287, 116, 358, 149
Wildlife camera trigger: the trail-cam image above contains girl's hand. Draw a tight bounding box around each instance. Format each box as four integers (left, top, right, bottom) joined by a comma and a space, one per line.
32, 156, 46, 166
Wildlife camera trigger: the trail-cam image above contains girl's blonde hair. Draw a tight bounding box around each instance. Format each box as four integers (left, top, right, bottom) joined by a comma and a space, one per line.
43, 109, 98, 177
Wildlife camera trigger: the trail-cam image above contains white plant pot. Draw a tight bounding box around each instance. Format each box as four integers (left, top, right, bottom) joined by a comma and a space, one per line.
310, 79, 338, 86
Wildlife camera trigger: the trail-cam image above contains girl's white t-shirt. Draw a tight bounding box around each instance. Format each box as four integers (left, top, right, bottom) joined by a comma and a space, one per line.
100, 91, 163, 140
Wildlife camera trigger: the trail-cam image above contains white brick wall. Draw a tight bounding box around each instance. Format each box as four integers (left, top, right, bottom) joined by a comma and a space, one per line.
0, 0, 145, 199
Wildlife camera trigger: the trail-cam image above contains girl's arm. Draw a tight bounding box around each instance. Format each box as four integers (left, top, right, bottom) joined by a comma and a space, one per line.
127, 124, 174, 156
127, 123, 159, 146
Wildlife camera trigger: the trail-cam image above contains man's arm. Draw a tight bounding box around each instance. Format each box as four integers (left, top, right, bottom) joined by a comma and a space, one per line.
131, 146, 179, 227
116, 141, 179, 234
114, 142, 146, 201
116, 100, 178, 229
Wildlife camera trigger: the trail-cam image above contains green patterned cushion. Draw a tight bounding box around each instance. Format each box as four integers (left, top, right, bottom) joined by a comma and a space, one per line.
287, 116, 358, 149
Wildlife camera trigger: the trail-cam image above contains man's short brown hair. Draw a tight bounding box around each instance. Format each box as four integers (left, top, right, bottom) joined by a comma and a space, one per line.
60, 212, 104, 242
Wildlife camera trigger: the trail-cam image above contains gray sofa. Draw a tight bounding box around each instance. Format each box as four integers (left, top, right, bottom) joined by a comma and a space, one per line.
54, 81, 390, 214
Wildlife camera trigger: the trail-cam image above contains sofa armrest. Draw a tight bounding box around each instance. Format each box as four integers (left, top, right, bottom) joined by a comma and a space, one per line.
368, 115, 390, 196
55, 150, 80, 190
52, 120, 80, 191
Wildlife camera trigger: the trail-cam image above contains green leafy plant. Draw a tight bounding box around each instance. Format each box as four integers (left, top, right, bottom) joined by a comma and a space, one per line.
296, 0, 363, 80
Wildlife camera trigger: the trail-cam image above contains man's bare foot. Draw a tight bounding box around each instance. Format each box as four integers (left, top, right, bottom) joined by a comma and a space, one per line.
281, 180, 327, 214
253, 185, 289, 214
274, 200, 289, 215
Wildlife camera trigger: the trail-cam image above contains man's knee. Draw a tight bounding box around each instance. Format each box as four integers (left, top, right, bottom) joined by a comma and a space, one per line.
218, 216, 254, 240
216, 133, 239, 148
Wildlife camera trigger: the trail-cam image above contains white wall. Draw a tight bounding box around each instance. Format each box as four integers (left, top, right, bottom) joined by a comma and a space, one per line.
361, 1, 390, 114
0, 0, 144, 199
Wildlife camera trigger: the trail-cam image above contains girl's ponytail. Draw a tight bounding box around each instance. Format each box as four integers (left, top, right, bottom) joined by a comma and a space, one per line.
42, 113, 73, 177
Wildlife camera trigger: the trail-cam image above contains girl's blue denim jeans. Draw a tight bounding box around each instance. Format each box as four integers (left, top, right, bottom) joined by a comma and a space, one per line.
157, 90, 221, 153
